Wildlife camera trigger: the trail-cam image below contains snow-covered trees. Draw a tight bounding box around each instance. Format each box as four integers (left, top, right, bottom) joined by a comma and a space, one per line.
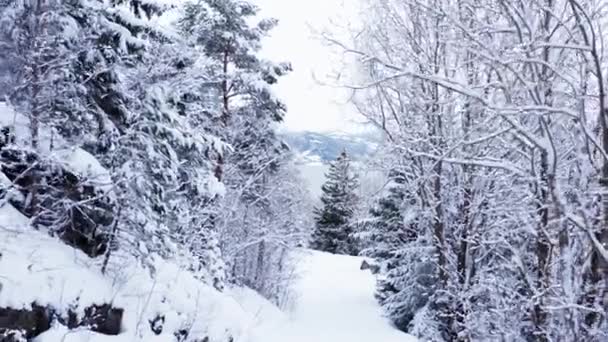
0, 0, 130, 256
358, 163, 436, 332
177, 0, 308, 303
360, 167, 413, 260
328, 0, 608, 340
0, 0, 80, 147
311, 151, 360, 256
0, 0, 307, 307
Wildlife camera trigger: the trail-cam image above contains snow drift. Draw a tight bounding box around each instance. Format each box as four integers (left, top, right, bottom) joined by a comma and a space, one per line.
0, 203, 259, 342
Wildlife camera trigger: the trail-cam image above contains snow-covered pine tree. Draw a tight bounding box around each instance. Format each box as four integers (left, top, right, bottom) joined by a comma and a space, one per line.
178, 0, 303, 300
105, 33, 229, 286
0, 0, 120, 256
0, 0, 228, 286
178, 0, 291, 180
65, 1, 236, 288
311, 150, 360, 256
355, 157, 437, 333
360, 167, 415, 260
0, 0, 89, 146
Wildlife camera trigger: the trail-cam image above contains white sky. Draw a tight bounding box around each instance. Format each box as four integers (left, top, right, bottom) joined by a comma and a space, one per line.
254, 0, 364, 133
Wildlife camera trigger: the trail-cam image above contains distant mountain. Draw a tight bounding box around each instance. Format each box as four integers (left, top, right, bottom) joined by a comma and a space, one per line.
281, 131, 384, 199
281, 131, 378, 162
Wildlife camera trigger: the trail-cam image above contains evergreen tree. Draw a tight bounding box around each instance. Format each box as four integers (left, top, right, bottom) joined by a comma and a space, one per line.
0, 0, 139, 256
360, 168, 415, 260
311, 151, 359, 255
179, 0, 291, 183
0, 0, 227, 284
88, 4, 231, 285
179, 0, 302, 299
0, 0, 96, 146
359, 160, 438, 333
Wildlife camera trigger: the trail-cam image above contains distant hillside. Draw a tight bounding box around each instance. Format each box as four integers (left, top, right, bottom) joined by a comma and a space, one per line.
280, 131, 382, 199
281, 131, 378, 162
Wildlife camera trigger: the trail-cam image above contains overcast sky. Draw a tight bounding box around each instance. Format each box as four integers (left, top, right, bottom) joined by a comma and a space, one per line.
254, 0, 363, 133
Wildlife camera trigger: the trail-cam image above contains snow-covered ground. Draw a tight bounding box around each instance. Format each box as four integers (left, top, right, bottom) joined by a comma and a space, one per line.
0, 204, 256, 342
1, 197, 416, 341
247, 250, 418, 342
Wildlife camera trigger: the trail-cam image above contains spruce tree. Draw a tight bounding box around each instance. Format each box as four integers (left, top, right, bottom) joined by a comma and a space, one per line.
360, 168, 415, 260
0, 0, 130, 256
311, 151, 359, 255
178, 0, 291, 184
360, 167, 435, 332
0, 0, 227, 281
0, 0, 96, 146
89, 4, 231, 284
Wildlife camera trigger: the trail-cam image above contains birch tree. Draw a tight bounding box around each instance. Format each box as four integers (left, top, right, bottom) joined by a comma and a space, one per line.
332, 0, 608, 339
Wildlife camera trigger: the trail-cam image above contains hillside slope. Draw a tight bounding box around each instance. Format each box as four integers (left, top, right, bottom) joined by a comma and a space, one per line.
1, 204, 417, 342
0, 204, 258, 342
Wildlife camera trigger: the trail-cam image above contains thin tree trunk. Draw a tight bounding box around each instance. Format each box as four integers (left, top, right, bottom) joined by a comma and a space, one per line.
101, 207, 122, 275
532, 4, 555, 339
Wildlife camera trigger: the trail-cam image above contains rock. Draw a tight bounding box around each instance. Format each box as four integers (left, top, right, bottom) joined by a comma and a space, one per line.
174, 329, 188, 342
0, 330, 26, 342
64, 304, 123, 335
0, 146, 114, 257
149, 315, 165, 335
0, 304, 51, 339
0, 302, 123, 339
360, 260, 380, 274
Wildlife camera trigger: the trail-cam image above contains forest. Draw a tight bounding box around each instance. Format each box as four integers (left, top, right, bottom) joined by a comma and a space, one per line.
1, 0, 608, 341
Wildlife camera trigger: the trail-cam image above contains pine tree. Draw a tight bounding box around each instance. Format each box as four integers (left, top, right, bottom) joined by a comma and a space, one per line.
179, 0, 302, 298
359, 162, 438, 333
178, 0, 291, 183
0, 0, 123, 256
360, 168, 415, 260
311, 151, 360, 255
0, 0, 227, 282
87, 4, 232, 285
0, 0, 97, 146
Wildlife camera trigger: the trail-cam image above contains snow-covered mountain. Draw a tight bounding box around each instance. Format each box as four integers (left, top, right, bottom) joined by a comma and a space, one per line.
281, 131, 381, 199
281, 131, 378, 163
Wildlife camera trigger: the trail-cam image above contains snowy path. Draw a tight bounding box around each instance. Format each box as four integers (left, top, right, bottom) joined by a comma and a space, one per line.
254, 250, 417, 342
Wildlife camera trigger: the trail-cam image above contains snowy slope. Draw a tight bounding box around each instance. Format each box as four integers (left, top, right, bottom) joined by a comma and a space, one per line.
249, 250, 418, 342
0, 203, 257, 342
0, 201, 417, 342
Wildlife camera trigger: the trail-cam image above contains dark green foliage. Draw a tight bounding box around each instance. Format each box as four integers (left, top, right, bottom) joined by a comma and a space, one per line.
311, 151, 359, 255
361, 169, 415, 260
359, 165, 438, 332
376, 242, 437, 332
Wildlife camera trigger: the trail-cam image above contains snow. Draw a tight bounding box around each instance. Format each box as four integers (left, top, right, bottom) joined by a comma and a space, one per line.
0, 202, 255, 342
248, 250, 418, 342
0, 101, 62, 154
56, 148, 113, 191
0, 196, 417, 342
0, 201, 29, 231
0, 102, 28, 143
34, 324, 128, 342
0, 102, 113, 192
228, 287, 289, 339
